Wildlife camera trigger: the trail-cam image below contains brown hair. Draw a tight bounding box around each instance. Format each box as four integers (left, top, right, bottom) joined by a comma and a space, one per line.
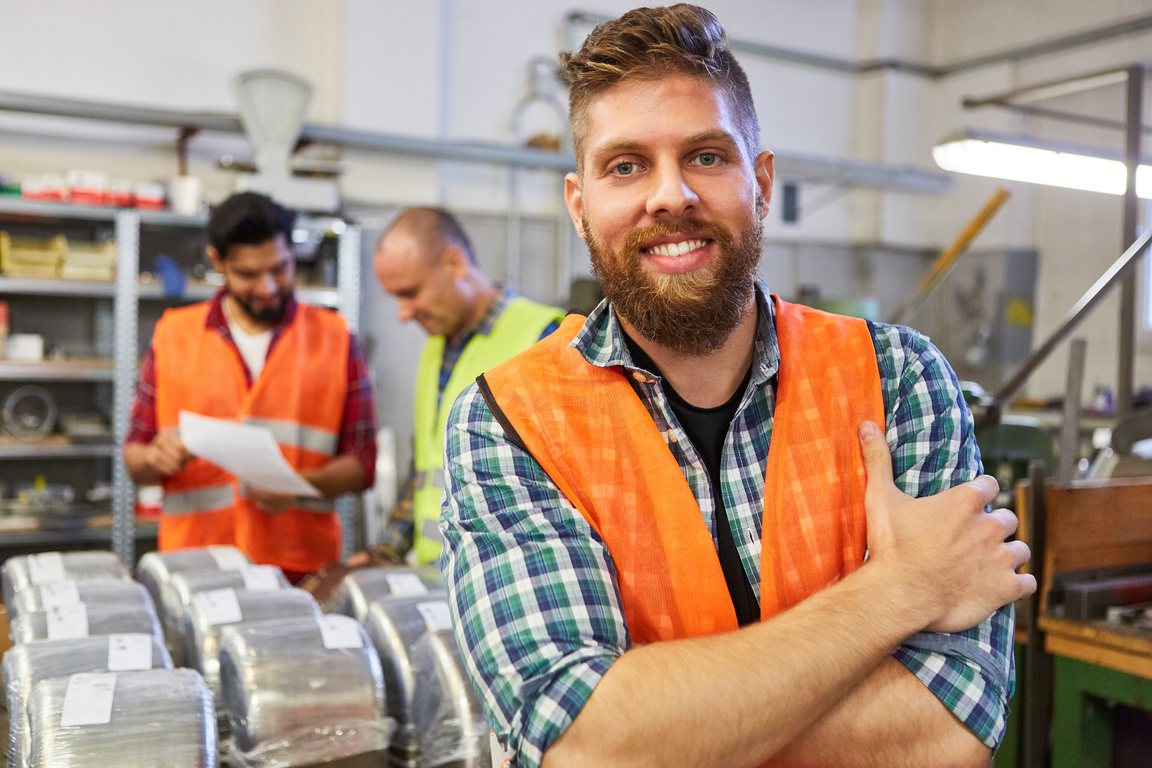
560, 4, 760, 173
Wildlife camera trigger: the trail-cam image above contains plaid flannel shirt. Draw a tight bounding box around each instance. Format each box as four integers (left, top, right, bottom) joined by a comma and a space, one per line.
441, 282, 1014, 768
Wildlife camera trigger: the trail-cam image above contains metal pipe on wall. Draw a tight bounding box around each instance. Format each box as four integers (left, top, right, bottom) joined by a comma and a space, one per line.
1118, 65, 1145, 419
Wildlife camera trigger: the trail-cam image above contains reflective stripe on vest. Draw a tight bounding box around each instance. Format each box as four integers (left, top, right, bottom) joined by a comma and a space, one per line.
152, 300, 351, 571
479, 297, 885, 643
243, 417, 339, 457
162, 483, 235, 516
412, 296, 564, 564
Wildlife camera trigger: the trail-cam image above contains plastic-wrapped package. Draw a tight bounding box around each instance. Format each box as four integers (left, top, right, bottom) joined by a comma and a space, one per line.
135, 546, 250, 611
412, 629, 491, 768
331, 566, 444, 622
219, 614, 391, 768
3, 634, 172, 768
184, 587, 320, 706
361, 592, 449, 766
9, 603, 162, 647
7, 582, 155, 625
159, 566, 290, 667
2, 552, 132, 609
25, 668, 217, 767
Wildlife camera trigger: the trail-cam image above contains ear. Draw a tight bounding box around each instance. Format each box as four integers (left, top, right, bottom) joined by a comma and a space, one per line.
442, 245, 470, 279
206, 245, 224, 273
564, 172, 588, 241
755, 150, 775, 218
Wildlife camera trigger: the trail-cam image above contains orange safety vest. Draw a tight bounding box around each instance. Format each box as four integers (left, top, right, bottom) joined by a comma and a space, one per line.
479, 297, 884, 643
153, 300, 350, 573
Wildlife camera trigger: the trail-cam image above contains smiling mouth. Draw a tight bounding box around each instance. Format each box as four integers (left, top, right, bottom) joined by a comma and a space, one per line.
642, 238, 711, 257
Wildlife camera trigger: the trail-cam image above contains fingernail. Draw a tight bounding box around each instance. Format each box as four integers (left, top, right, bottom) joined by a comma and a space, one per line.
858, 421, 879, 442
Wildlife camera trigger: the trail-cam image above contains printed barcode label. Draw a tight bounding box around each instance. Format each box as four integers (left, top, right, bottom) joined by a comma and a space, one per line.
60, 673, 117, 727
417, 601, 453, 632
28, 553, 66, 585
107, 634, 153, 671
317, 615, 363, 649
197, 588, 243, 625
385, 573, 429, 596
40, 580, 81, 609
240, 566, 281, 591
46, 603, 89, 641
207, 546, 248, 571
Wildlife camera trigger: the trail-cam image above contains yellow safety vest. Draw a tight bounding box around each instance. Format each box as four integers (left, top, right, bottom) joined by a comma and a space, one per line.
412, 297, 564, 563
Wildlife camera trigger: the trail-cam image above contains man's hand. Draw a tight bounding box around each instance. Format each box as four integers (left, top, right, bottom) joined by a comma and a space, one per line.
144, 428, 192, 478
858, 420, 1035, 633
245, 486, 298, 515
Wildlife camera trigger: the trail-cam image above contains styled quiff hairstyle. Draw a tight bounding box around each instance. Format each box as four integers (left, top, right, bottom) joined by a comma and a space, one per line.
560, 4, 760, 174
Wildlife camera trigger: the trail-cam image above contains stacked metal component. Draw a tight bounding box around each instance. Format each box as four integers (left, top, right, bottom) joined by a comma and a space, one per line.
6, 582, 154, 625
2, 552, 132, 609
333, 565, 444, 622
159, 566, 290, 666
361, 591, 450, 767
25, 668, 218, 767
218, 614, 390, 768
411, 629, 491, 768
3, 635, 172, 768
8, 603, 162, 646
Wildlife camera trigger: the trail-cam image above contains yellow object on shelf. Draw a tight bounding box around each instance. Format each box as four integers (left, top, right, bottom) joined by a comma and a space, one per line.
0, 232, 66, 278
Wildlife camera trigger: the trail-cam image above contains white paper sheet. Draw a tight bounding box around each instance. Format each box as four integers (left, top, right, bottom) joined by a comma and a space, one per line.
178, 411, 321, 497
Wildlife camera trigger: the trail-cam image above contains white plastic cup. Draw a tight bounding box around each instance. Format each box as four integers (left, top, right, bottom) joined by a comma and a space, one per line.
168, 176, 202, 215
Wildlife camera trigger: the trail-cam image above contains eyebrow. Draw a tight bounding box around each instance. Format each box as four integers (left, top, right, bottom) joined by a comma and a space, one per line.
591, 130, 740, 158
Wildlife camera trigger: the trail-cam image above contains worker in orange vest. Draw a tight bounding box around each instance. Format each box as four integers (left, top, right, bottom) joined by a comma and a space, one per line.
436, 6, 1035, 768
124, 192, 377, 580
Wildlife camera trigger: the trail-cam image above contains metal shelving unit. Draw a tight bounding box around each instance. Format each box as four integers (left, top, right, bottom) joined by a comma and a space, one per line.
1, 199, 359, 563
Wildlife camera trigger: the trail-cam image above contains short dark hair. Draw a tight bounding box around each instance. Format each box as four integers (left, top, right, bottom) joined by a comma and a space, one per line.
560, 4, 760, 173
207, 192, 296, 257
382, 207, 477, 265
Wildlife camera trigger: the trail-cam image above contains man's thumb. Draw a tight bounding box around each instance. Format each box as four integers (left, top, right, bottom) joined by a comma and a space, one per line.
857, 420, 894, 494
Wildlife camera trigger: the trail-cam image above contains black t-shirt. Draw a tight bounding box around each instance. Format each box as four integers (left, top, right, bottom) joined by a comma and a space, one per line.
621, 331, 760, 626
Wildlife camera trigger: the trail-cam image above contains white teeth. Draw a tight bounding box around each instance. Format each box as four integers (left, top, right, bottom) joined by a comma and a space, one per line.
648, 239, 706, 257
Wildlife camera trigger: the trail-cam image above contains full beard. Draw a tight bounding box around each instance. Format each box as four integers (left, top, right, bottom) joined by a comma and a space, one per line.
585, 206, 763, 357
233, 289, 291, 324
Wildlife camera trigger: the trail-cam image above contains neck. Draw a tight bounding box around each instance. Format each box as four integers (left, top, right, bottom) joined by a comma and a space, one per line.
224, 294, 275, 335
618, 295, 758, 409
447, 274, 499, 345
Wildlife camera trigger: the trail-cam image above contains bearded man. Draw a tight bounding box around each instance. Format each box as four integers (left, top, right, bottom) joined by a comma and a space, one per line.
438, 6, 1033, 767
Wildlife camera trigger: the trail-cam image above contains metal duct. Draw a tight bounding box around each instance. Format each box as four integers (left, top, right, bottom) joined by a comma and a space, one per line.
334, 566, 445, 623
2, 552, 131, 610
9, 603, 162, 647
135, 546, 251, 612
411, 629, 491, 768
6, 582, 153, 626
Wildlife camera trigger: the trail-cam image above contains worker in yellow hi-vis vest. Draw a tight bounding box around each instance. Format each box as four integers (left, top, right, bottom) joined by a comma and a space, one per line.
360, 207, 563, 565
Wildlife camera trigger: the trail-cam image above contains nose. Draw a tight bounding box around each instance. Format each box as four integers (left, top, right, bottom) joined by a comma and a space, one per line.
254, 272, 276, 297
396, 298, 416, 323
646, 161, 699, 218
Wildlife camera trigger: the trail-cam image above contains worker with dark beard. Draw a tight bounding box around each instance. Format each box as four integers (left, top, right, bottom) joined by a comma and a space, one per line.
437, 6, 1034, 768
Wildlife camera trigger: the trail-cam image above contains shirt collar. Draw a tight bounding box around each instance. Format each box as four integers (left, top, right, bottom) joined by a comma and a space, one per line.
571, 280, 780, 387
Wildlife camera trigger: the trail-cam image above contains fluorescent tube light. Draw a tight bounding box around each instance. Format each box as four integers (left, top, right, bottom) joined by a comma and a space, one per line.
933, 135, 1151, 199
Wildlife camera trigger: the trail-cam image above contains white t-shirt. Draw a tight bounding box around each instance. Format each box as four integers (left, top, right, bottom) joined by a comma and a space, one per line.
226, 313, 273, 381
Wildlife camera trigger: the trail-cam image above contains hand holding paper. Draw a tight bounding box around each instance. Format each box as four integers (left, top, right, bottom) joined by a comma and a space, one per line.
178, 411, 322, 498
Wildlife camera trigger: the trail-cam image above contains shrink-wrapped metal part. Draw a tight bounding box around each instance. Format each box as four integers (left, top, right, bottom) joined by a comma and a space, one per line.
2, 552, 131, 608
25, 668, 217, 767
9, 603, 162, 647
332, 566, 444, 621
7, 582, 155, 625
219, 615, 391, 768
159, 566, 290, 667
3, 634, 172, 768
184, 588, 320, 705
361, 592, 449, 764
135, 546, 250, 613
412, 629, 491, 768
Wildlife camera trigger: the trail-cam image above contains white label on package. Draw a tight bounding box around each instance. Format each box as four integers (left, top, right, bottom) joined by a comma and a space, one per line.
28, 552, 66, 585
60, 673, 117, 727
47, 603, 89, 641
317, 615, 363, 650
197, 588, 243, 625
207, 546, 248, 571
490, 731, 513, 768
417, 600, 453, 632
40, 580, 81, 609
107, 634, 153, 671
385, 573, 430, 597
240, 566, 281, 592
